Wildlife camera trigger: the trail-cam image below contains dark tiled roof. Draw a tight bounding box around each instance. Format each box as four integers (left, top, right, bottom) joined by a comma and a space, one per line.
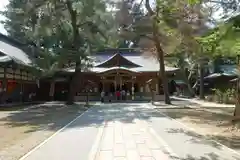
0, 33, 26, 48
205, 65, 238, 79
204, 73, 236, 79
91, 66, 140, 73
0, 34, 32, 66
0, 41, 32, 66
0, 55, 12, 63
219, 65, 237, 75
95, 53, 142, 68
65, 50, 179, 73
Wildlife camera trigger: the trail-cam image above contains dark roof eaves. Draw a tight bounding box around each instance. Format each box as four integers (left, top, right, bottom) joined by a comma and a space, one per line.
0, 33, 26, 48
95, 53, 142, 68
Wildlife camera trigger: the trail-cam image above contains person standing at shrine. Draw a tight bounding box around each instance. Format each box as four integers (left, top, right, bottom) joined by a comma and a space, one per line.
121, 89, 126, 100
109, 92, 113, 102
116, 90, 121, 100
101, 90, 105, 102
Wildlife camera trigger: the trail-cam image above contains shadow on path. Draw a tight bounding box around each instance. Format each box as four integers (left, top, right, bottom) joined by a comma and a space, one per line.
0, 102, 90, 133
1, 102, 240, 160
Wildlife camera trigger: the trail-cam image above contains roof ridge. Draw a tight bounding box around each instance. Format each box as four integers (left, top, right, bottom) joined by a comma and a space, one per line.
95, 52, 142, 68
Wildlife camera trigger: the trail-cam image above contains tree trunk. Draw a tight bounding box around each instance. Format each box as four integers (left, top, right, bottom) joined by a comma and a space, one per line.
233, 80, 240, 124
145, 0, 171, 104
86, 87, 89, 106
151, 87, 154, 105
186, 81, 195, 97
65, 0, 81, 105
157, 77, 162, 95
181, 70, 195, 97
156, 46, 171, 104
66, 62, 81, 105
158, 61, 171, 104
153, 25, 171, 104
199, 63, 205, 99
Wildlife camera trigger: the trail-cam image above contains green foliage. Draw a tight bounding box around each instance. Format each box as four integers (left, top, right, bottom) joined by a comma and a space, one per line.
187, 0, 200, 5
212, 88, 236, 104
195, 18, 240, 58
1, 0, 117, 77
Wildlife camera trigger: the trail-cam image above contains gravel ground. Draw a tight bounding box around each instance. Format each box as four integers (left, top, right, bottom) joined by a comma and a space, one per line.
157, 107, 240, 152
0, 102, 90, 160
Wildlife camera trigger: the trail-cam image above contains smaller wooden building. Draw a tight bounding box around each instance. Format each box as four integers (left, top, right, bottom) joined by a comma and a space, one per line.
0, 34, 37, 103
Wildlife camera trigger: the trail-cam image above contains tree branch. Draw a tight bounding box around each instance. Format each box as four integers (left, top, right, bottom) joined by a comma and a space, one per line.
139, 34, 154, 41
77, 22, 89, 28
145, 0, 154, 16
66, 0, 78, 47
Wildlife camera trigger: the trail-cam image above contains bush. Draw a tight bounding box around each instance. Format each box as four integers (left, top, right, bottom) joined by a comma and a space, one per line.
211, 88, 236, 104
206, 95, 213, 102
214, 88, 223, 103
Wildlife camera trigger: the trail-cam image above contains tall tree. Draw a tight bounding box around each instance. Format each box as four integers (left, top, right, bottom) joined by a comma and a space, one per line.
2, 0, 114, 104
115, 0, 210, 104
145, 0, 208, 103
165, 47, 197, 97
196, 13, 240, 119
211, 14, 240, 121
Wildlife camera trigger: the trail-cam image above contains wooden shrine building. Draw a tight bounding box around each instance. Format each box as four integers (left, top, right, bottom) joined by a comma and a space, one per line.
0, 34, 37, 103
51, 48, 179, 101
0, 33, 179, 102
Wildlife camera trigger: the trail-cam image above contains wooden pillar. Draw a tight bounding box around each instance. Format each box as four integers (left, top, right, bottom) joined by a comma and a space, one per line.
3, 65, 7, 92
114, 78, 117, 91
115, 73, 119, 91
102, 81, 105, 91
145, 84, 148, 93
150, 83, 154, 104
156, 83, 158, 94
0, 65, 7, 103
49, 80, 55, 101
120, 76, 122, 90
131, 80, 134, 100
20, 69, 23, 102
140, 85, 143, 98
102, 76, 105, 92
86, 86, 89, 105
20, 82, 23, 102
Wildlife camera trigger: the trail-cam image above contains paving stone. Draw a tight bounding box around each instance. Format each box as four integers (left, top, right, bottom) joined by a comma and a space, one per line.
114, 124, 124, 144
151, 149, 169, 159
137, 144, 152, 157
114, 144, 126, 157
94, 105, 171, 160
101, 139, 114, 151
126, 150, 140, 160
104, 126, 114, 136
114, 157, 127, 160
145, 139, 160, 149
101, 127, 114, 150
134, 135, 147, 144
106, 121, 115, 127
115, 133, 124, 144
125, 139, 137, 149
140, 157, 155, 160
96, 151, 112, 160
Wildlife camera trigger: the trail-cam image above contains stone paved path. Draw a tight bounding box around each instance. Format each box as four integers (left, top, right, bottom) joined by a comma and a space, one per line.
95, 120, 169, 160
17, 103, 240, 160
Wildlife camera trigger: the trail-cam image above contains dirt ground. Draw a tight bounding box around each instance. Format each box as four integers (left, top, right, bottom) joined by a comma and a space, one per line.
157, 106, 240, 151
0, 102, 90, 160
1, 101, 240, 159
